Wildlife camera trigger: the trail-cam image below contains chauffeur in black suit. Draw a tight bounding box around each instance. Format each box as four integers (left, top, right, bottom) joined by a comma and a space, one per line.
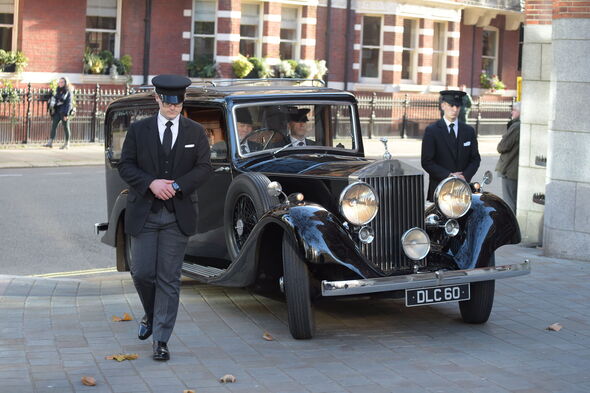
118, 74, 212, 361
286, 108, 318, 146
421, 90, 481, 201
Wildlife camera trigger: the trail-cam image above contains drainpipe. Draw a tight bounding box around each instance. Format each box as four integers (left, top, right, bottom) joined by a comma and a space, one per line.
324, 0, 332, 83
343, 0, 352, 90
143, 0, 153, 85
470, 24, 476, 96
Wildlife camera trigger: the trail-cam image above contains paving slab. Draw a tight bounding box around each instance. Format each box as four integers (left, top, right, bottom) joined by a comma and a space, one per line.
0, 244, 588, 392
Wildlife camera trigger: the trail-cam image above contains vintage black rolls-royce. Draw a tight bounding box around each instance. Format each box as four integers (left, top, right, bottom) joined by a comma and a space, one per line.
96, 79, 530, 339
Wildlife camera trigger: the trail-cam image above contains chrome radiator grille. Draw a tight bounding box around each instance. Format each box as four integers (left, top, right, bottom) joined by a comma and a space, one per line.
359, 174, 424, 274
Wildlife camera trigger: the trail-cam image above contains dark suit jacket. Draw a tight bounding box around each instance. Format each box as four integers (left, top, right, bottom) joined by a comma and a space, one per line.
421, 119, 481, 201
118, 115, 212, 236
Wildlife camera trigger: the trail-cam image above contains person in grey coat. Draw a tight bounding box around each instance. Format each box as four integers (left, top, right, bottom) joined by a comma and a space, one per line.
495, 102, 520, 213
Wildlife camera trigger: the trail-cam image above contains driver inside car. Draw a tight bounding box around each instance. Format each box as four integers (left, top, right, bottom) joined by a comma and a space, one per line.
235, 108, 261, 154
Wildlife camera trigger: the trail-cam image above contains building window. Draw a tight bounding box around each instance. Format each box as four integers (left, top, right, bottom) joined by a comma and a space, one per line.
240, 3, 260, 57
279, 7, 299, 60
360, 16, 382, 79
482, 27, 498, 76
431, 22, 446, 82
0, 0, 14, 51
401, 19, 417, 81
86, 0, 120, 56
193, 0, 216, 63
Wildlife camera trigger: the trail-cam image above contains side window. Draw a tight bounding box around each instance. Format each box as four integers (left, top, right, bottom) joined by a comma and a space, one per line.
107, 107, 156, 161
331, 105, 355, 150
185, 106, 227, 161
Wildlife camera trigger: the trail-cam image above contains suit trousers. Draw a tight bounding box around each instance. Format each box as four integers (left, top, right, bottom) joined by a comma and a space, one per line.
130, 208, 188, 343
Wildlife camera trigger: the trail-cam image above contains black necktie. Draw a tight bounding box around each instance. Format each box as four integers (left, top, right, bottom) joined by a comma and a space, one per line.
297, 141, 305, 146
163, 121, 173, 155
449, 123, 456, 145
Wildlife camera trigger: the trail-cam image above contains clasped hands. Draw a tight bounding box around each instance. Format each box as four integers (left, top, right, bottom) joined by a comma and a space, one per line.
149, 179, 176, 200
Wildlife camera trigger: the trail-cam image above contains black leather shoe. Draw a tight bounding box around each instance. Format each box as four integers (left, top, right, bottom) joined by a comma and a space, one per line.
153, 341, 170, 361
137, 315, 152, 340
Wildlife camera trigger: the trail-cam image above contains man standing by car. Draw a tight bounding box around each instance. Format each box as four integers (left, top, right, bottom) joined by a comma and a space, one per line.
118, 74, 212, 361
421, 90, 481, 201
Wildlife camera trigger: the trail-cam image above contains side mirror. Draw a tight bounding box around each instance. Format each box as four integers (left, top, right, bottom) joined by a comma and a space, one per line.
267, 181, 283, 198
482, 170, 493, 185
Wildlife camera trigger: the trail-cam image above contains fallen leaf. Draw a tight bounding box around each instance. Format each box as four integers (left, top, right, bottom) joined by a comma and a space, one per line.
105, 353, 139, 361
81, 376, 96, 386
219, 374, 237, 383
547, 323, 563, 332
262, 332, 274, 341
183, 390, 196, 393
111, 313, 133, 322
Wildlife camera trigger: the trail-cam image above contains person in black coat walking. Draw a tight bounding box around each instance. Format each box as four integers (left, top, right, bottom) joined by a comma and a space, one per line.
118, 75, 212, 361
421, 90, 481, 201
44, 77, 73, 149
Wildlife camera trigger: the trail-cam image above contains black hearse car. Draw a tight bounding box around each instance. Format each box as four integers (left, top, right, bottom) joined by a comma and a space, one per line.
96, 79, 530, 339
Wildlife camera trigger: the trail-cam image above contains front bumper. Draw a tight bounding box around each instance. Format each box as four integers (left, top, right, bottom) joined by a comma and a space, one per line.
321, 259, 530, 297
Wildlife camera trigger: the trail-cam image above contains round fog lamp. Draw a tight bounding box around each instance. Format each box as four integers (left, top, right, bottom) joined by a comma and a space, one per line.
401, 228, 430, 260
358, 226, 375, 244
444, 219, 460, 237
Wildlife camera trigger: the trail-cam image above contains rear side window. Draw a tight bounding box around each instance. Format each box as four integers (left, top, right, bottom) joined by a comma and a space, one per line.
107, 107, 156, 160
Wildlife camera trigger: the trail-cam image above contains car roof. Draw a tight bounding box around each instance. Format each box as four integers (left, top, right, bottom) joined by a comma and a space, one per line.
108, 79, 356, 107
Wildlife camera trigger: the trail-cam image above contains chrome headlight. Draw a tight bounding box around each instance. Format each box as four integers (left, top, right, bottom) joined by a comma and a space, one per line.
434, 177, 472, 218
339, 182, 379, 226
401, 228, 430, 260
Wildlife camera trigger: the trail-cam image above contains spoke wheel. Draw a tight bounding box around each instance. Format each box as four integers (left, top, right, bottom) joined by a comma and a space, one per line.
224, 173, 280, 260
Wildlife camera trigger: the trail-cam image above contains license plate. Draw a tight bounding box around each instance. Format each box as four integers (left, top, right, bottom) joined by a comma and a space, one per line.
405, 284, 470, 307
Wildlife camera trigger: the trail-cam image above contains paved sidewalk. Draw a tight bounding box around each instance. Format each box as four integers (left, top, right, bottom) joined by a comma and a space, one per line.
0, 136, 501, 169
0, 144, 105, 169
1, 245, 589, 393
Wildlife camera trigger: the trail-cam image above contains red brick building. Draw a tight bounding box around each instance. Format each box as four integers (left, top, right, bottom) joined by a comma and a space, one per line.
3, 0, 522, 96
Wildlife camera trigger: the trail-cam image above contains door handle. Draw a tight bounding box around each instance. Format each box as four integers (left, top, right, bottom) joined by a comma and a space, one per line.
214, 166, 230, 173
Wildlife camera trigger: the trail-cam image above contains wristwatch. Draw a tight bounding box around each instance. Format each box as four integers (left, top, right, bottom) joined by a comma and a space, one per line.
172, 182, 181, 192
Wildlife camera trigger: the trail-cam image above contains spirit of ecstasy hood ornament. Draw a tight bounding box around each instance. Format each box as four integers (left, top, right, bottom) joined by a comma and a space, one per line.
380, 137, 392, 160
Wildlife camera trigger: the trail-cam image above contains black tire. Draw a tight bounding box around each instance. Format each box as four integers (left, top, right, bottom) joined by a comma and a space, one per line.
224, 173, 279, 260
459, 255, 495, 324
282, 235, 315, 339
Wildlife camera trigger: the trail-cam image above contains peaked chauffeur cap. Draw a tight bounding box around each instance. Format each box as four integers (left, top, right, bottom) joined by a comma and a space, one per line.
152, 74, 192, 104
439, 90, 466, 106
288, 108, 310, 123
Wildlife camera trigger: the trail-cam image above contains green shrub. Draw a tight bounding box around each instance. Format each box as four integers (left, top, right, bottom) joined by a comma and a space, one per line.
187, 56, 216, 78
247, 57, 273, 78
480, 72, 505, 91
294, 62, 311, 79
232, 55, 254, 78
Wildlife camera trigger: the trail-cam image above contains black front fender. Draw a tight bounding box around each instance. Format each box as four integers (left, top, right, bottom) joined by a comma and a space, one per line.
101, 190, 128, 247
427, 192, 520, 270
269, 203, 381, 278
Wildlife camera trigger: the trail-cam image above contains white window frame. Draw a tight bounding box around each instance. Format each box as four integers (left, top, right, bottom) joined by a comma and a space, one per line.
0, 0, 17, 51
431, 21, 447, 84
279, 6, 300, 60
359, 15, 383, 83
191, 0, 217, 61
239, 2, 262, 57
482, 27, 499, 76
85, 0, 122, 57
401, 18, 418, 83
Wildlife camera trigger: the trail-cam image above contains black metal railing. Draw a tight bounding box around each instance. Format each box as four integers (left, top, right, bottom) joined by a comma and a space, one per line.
358, 92, 515, 139
0, 83, 133, 145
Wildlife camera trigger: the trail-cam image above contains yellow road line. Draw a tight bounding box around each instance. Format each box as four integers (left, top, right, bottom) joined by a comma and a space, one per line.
30, 267, 118, 278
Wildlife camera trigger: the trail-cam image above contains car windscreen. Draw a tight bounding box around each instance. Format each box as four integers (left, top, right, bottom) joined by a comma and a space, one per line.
232, 102, 358, 156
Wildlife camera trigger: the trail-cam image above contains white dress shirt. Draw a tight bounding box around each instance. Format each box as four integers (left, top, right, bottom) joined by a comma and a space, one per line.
157, 113, 180, 148
289, 136, 306, 146
443, 117, 457, 138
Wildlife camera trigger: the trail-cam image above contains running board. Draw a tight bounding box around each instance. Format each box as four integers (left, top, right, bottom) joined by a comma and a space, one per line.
181, 262, 226, 279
